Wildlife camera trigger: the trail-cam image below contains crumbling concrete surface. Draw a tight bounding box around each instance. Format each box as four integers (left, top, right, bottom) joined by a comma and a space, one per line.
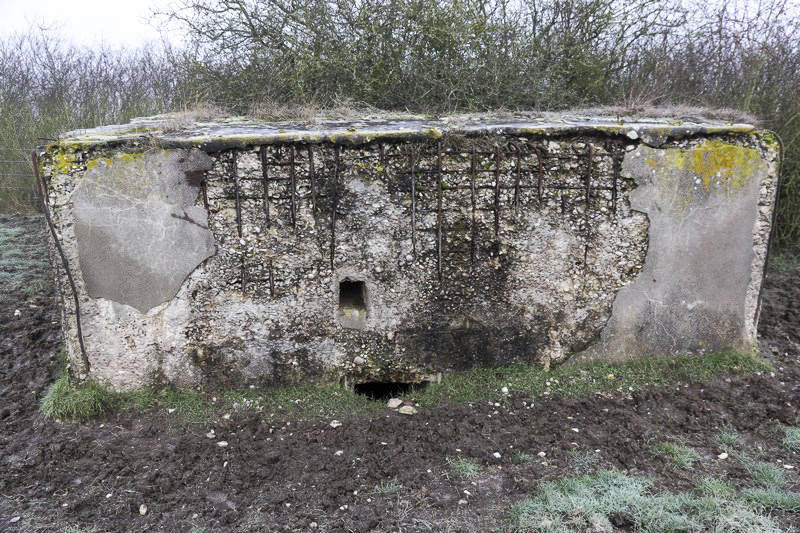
39, 114, 780, 391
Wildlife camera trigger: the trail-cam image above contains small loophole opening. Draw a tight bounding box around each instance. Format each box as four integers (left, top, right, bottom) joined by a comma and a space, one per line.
338, 279, 367, 329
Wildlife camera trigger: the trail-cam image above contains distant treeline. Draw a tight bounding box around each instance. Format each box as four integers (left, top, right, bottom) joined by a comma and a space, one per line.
1, 0, 798, 248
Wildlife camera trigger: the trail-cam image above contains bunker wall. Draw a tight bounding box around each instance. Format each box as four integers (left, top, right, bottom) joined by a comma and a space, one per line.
40, 124, 780, 391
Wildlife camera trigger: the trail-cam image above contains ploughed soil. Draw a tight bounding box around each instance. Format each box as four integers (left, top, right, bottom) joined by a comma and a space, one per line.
1, 213, 799, 532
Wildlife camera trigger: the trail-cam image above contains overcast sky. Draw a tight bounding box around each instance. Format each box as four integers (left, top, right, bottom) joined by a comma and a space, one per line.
0, 0, 173, 47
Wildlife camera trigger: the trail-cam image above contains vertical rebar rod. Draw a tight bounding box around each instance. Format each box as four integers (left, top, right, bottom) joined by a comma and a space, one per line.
409, 150, 417, 258
379, 143, 386, 178
535, 146, 543, 203
493, 145, 501, 238
31, 151, 90, 376
201, 180, 209, 210
307, 145, 317, 217
509, 142, 522, 213
260, 145, 271, 227
436, 142, 443, 281
470, 148, 477, 264
289, 145, 297, 230
232, 149, 242, 238
584, 144, 593, 267
330, 146, 339, 270
585, 144, 593, 214
612, 149, 619, 215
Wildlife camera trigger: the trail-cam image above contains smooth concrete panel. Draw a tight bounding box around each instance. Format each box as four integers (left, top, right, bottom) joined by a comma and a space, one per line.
580, 140, 769, 360
71, 149, 215, 312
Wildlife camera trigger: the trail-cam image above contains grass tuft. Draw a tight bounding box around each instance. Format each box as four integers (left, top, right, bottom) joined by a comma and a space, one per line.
370, 480, 404, 495
447, 457, 481, 479
742, 488, 800, 512
716, 430, 744, 451
695, 477, 735, 498
512, 470, 781, 532
654, 442, 701, 470
745, 461, 787, 488
40, 374, 118, 421
511, 451, 533, 464
783, 426, 800, 451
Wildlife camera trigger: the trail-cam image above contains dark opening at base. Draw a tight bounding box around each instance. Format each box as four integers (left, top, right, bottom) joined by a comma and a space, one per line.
353, 381, 429, 401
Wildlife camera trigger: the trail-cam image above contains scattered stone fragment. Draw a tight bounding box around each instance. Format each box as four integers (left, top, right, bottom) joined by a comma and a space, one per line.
537, 451, 547, 457
310, 522, 318, 529
13, 309, 21, 317
334, 450, 343, 456
329, 420, 342, 429
717, 452, 729, 460
398, 405, 417, 415
784, 464, 795, 469
387, 398, 403, 409
217, 441, 228, 447
167, 408, 176, 414
501, 386, 509, 395
10, 517, 20, 523
206, 430, 215, 439
458, 499, 468, 505
139, 504, 148, 516
493, 452, 502, 459
571, 428, 580, 433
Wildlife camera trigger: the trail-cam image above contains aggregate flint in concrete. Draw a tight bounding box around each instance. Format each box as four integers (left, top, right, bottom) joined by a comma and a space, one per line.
39, 114, 780, 391
71, 150, 216, 312
576, 140, 773, 361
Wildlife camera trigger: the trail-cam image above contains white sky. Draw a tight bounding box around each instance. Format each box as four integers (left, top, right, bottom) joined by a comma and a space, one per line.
0, 0, 175, 47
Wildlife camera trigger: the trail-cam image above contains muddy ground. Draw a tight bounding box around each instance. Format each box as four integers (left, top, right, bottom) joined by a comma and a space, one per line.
0, 213, 798, 532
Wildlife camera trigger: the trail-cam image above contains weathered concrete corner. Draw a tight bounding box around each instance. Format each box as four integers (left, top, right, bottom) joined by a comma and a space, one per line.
71, 149, 215, 312
578, 139, 775, 361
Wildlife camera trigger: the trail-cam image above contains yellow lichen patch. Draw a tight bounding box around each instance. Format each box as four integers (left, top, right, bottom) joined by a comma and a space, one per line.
646, 140, 762, 195
52, 153, 76, 175
685, 140, 760, 192
87, 157, 112, 171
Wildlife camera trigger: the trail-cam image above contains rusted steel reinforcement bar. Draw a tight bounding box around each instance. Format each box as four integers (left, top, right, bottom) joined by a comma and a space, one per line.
379, 143, 386, 179
436, 142, 443, 281
330, 146, 340, 270
508, 141, 522, 213
31, 151, 90, 376
201, 180, 209, 210
533, 145, 544, 203
494, 145, 501, 238
612, 148, 620, 214
260, 145, 271, 227
232, 149, 242, 238
307, 145, 317, 217
409, 149, 417, 258
470, 148, 477, 264
289, 145, 297, 230
584, 144, 593, 266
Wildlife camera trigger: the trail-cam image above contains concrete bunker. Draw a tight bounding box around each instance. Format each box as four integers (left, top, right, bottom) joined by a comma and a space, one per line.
37, 114, 780, 391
